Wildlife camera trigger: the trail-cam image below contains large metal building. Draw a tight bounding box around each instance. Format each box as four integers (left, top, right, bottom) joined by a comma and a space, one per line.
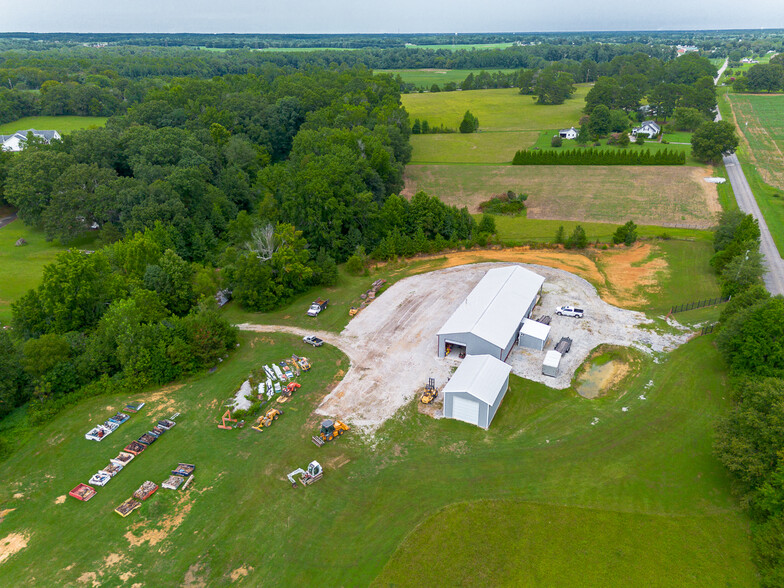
437, 266, 545, 360
443, 354, 512, 428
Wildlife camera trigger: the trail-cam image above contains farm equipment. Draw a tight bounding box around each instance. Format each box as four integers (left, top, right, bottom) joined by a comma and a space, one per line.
312, 419, 350, 446
349, 306, 359, 316
218, 409, 237, 430
252, 408, 283, 432
287, 461, 323, 488
420, 378, 438, 404
281, 382, 301, 397
307, 298, 329, 317
297, 357, 311, 371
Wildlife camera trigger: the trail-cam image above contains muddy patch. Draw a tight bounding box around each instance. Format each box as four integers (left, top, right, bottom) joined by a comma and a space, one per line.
183, 562, 207, 587
125, 493, 192, 548
576, 360, 631, 399
229, 566, 253, 582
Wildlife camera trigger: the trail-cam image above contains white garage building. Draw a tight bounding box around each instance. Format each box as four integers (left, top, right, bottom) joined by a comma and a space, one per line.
443, 354, 512, 429
437, 266, 545, 360
518, 318, 551, 351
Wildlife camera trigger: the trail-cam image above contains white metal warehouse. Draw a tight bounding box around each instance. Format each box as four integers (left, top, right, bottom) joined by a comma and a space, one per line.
437, 266, 545, 360
443, 354, 512, 428
518, 318, 550, 351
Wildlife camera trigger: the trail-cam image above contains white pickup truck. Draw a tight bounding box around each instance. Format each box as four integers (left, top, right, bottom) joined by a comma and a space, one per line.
307, 298, 329, 317
555, 305, 584, 318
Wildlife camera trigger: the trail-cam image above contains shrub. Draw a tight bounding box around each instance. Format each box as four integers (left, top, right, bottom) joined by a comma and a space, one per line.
551, 135, 563, 147
478, 193, 527, 215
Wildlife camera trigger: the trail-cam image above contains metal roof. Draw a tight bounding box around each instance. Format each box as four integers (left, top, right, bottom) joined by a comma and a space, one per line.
543, 350, 562, 368
437, 266, 545, 350
442, 354, 512, 405
520, 318, 551, 341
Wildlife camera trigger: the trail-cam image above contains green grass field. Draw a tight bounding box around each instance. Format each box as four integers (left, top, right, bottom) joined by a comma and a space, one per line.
401, 86, 591, 132
405, 164, 720, 229
0, 328, 756, 585
409, 131, 538, 164
0, 116, 108, 135
376, 68, 517, 89
0, 221, 87, 325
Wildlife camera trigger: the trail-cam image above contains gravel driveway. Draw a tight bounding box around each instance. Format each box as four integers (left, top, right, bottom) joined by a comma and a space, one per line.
239, 262, 692, 431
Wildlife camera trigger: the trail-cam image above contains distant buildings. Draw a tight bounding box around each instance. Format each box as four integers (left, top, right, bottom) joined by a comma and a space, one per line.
0, 129, 61, 152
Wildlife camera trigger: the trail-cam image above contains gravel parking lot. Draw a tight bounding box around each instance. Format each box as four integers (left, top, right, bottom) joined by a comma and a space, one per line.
240, 262, 692, 431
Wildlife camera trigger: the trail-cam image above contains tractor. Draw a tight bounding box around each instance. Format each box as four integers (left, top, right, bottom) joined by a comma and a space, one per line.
312, 419, 350, 446
420, 378, 438, 404
281, 381, 301, 397
251, 407, 283, 432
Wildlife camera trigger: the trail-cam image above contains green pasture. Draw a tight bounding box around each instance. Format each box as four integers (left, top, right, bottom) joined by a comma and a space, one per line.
0, 221, 85, 325
405, 42, 516, 51
0, 329, 756, 585
376, 68, 516, 89
0, 116, 108, 135
530, 130, 700, 165
409, 131, 537, 164
401, 86, 590, 132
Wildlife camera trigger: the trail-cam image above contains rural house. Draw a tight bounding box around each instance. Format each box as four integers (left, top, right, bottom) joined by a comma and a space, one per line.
631, 120, 660, 139
437, 265, 545, 360
559, 127, 578, 140
0, 129, 61, 152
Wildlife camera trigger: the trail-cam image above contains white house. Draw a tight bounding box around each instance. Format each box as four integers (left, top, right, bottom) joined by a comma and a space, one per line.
558, 127, 578, 140
631, 120, 660, 139
0, 129, 61, 152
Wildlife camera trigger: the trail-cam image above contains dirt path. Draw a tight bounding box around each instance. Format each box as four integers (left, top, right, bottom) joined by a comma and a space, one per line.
239, 260, 689, 432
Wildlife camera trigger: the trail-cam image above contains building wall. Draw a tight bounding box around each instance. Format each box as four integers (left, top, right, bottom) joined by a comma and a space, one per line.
485, 374, 510, 428
519, 332, 545, 350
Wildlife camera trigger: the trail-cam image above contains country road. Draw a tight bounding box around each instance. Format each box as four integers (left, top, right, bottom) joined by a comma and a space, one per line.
714, 58, 784, 295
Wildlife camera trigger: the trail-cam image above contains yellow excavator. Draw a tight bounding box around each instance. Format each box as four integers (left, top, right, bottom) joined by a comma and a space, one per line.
312, 419, 350, 446
420, 378, 437, 404
252, 408, 283, 432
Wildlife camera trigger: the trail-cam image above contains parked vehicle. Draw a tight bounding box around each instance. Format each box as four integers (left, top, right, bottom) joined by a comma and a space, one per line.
303, 335, 324, 347
307, 298, 329, 317
555, 305, 584, 318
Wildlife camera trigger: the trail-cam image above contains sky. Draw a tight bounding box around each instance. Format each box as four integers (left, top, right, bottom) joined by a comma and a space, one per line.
1, 0, 783, 34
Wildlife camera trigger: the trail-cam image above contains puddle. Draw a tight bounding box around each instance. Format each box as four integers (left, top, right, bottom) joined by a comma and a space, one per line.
576, 360, 624, 399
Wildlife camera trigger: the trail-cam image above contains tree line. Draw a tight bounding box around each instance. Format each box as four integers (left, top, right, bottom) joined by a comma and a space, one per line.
706, 210, 784, 586
512, 147, 686, 165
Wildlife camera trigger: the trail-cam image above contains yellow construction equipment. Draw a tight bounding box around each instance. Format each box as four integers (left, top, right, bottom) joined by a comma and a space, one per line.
312, 419, 350, 446
420, 378, 438, 404
349, 307, 359, 316
252, 408, 283, 432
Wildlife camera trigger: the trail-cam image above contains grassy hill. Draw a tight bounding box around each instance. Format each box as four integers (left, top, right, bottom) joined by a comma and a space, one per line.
0, 116, 108, 136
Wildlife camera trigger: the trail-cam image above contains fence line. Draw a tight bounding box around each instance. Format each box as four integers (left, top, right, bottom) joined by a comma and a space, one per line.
670, 296, 730, 314
700, 324, 716, 336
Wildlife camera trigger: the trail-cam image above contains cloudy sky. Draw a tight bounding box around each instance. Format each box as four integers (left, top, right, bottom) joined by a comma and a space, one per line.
1, 0, 783, 33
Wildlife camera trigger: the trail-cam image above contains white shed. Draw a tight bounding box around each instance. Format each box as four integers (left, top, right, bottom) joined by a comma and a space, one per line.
443, 354, 512, 429
542, 350, 562, 377
518, 318, 550, 351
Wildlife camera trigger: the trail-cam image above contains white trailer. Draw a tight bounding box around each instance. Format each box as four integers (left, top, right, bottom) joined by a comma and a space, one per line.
542, 350, 562, 377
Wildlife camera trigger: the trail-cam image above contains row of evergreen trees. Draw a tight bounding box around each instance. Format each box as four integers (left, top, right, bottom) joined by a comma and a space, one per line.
512, 147, 686, 166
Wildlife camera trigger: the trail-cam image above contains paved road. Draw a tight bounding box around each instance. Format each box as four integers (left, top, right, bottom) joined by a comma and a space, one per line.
0, 212, 17, 230
713, 59, 784, 295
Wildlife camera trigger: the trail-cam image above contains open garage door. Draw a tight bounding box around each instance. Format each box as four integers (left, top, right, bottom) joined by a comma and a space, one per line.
451, 396, 480, 426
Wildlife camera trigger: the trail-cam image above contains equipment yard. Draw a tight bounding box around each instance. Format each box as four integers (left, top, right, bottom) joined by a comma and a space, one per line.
240, 262, 691, 430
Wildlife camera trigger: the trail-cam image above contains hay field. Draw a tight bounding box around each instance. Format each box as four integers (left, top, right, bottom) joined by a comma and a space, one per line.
728, 93, 784, 190
404, 164, 721, 228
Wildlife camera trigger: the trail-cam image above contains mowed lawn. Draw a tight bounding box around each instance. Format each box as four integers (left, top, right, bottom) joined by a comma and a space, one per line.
0, 330, 756, 585
401, 86, 590, 132
376, 68, 517, 89
0, 220, 77, 325
410, 130, 538, 164
404, 164, 721, 228
0, 116, 108, 135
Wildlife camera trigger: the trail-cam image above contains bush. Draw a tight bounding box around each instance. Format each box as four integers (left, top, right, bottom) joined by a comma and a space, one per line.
565, 225, 587, 249
612, 220, 638, 245
478, 193, 527, 216
346, 254, 365, 276
551, 135, 562, 147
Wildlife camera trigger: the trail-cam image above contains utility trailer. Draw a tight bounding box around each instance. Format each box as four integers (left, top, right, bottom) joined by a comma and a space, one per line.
554, 337, 573, 354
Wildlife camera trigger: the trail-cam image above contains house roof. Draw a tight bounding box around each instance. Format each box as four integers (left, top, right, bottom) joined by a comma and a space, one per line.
543, 350, 562, 368
520, 318, 551, 341
2, 129, 59, 143
442, 354, 512, 405
559, 127, 577, 132
437, 266, 545, 350
640, 120, 660, 129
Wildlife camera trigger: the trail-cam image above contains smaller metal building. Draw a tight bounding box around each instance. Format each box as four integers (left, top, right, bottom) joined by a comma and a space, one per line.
542, 350, 562, 377
518, 319, 551, 351
443, 355, 512, 429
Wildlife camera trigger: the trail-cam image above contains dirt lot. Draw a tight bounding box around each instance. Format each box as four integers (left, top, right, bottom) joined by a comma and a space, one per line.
403, 165, 721, 228
239, 261, 690, 431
